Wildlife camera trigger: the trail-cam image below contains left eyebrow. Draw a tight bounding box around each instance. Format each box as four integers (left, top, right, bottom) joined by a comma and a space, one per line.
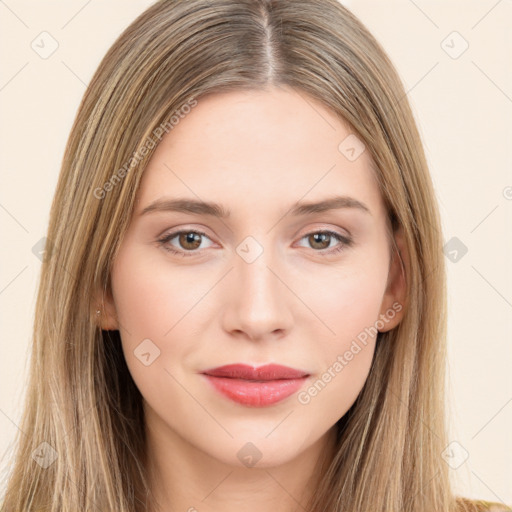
138, 195, 372, 218
288, 195, 371, 216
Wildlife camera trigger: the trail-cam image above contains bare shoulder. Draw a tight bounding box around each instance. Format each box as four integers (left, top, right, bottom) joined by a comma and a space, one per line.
457, 497, 512, 512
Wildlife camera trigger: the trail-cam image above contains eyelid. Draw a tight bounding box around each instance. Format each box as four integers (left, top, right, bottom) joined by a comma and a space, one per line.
157, 227, 215, 247
294, 223, 352, 240
157, 225, 353, 257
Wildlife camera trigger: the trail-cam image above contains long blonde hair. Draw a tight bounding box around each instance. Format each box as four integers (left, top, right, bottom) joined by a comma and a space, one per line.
1, 1, 503, 510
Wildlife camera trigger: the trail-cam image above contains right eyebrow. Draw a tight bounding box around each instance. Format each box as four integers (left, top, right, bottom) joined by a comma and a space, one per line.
139, 198, 230, 218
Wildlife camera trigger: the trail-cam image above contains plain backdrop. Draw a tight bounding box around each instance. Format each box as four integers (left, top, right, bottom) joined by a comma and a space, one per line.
1, 0, 511, 505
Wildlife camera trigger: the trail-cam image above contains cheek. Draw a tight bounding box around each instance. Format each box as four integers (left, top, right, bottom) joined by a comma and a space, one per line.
292, 256, 388, 415
296, 280, 381, 422
294, 254, 389, 345
111, 246, 207, 341
109, 247, 200, 377
297, 338, 375, 426
110, 250, 207, 415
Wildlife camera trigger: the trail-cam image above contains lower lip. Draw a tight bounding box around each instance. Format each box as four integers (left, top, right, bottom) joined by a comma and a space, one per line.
202, 375, 309, 407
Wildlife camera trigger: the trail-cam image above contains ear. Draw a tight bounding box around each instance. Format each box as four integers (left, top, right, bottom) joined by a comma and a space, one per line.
92, 282, 119, 331
377, 224, 408, 332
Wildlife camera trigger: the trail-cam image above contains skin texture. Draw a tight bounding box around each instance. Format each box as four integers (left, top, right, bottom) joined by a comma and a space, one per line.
99, 86, 407, 512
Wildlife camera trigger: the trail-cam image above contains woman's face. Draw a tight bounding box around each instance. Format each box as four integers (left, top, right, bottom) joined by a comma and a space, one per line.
103, 86, 406, 469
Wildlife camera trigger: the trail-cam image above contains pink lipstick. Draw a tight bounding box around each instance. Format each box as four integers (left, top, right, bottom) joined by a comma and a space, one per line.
200, 363, 310, 407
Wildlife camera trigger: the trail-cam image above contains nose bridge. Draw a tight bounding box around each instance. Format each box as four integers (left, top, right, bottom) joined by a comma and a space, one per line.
225, 234, 293, 339
239, 243, 278, 301
237, 236, 281, 311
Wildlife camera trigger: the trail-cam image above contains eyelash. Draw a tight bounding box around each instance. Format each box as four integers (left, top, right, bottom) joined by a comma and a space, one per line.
156, 229, 353, 258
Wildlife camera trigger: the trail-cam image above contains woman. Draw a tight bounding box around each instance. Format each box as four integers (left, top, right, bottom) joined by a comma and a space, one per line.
2, 0, 510, 511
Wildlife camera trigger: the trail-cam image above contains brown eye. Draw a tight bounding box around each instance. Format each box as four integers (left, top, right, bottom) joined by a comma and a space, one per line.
297, 230, 353, 256
157, 229, 213, 256
307, 232, 332, 250
178, 232, 202, 250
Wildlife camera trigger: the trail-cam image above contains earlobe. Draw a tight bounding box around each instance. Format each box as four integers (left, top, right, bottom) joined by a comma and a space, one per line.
378, 225, 408, 332
92, 284, 119, 331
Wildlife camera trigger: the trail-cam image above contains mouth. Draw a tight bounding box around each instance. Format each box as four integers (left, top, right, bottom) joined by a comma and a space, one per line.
200, 363, 310, 407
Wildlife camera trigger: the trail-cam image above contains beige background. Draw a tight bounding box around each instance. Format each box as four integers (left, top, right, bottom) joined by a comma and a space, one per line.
1, 0, 511, 504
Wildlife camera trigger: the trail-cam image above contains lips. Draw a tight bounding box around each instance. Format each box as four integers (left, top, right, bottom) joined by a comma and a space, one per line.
201, 363, 309, 380
200, 364, 310, 407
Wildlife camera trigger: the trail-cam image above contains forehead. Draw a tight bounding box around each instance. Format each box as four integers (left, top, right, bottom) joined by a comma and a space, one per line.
134, 87, 386, 221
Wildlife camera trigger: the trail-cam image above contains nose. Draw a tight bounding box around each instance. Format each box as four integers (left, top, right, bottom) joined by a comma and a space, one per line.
221, 243, 294, 342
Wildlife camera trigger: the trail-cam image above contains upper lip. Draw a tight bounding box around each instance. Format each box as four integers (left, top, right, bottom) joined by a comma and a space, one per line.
201, 364, 309, 380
